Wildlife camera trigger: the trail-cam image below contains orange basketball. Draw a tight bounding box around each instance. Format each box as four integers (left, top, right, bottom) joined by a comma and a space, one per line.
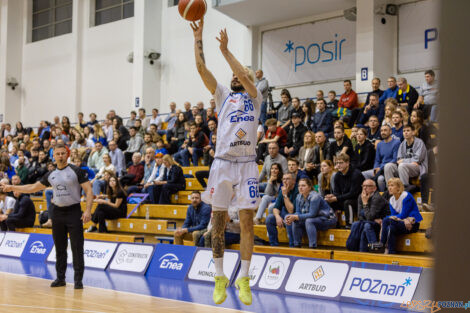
178, 0, 207, 22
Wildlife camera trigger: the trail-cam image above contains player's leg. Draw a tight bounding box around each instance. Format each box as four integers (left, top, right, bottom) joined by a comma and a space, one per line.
235, 208, 254, 305
211, 207, 229, 304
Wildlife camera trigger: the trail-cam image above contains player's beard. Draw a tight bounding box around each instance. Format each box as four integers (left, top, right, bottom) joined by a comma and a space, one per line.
231, 83, 244, 92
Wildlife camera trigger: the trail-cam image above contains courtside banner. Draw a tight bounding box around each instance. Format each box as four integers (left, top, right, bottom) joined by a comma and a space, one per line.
186, 248, 240, 284
21, 233, 54, 262
47, 239, 73, 264
0, 232, 30, 257
233, 253, 268, 288
108, 243, 155, 274
284, 258, 350, 300
341, 262, 422, 309
257, 255, 294, 292
83, 240, 118, 270
0, 232, 5, 245
146, 243, 197, 280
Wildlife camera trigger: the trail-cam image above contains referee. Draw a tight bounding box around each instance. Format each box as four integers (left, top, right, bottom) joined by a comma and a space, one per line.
1, 144, 93, 289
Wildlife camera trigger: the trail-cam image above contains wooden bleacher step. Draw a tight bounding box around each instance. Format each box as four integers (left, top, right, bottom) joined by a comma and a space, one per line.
16, 227, 143, 243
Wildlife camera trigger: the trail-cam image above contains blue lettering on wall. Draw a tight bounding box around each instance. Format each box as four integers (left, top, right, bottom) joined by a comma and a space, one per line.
424, 28, 438, 49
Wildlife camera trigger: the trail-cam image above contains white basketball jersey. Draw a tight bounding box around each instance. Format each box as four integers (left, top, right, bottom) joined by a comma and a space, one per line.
213, 83, 262, 162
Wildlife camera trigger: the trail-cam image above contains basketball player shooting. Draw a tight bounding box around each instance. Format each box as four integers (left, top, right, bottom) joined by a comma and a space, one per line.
190, 18, 261, 305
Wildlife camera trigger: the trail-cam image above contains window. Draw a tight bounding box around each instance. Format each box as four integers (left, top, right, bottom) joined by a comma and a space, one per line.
32, 0, 73, 42
95, 0, 134, 26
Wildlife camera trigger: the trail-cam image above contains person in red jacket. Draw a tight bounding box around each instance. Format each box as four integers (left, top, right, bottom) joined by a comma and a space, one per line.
339, 80, 358, 109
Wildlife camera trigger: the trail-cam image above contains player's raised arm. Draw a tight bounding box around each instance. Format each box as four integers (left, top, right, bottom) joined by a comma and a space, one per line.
190, 18, 217, 94
216, 29, 258, 99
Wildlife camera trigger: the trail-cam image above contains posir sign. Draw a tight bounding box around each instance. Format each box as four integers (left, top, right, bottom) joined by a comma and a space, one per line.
186, 248, 240, 283
0, 232, 30, 257
21, 233, 55, 262
146, 244, 197, 280
108, 243, 155, 274
284, 259, 350, 299
341, 267, 422, 304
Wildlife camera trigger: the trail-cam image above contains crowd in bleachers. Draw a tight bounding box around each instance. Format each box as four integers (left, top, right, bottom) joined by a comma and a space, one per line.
0, 69, 438, 254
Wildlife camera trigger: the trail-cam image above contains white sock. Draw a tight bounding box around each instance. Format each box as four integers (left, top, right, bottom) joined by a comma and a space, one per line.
240, 260, 251, 278
214, 258, 224, 277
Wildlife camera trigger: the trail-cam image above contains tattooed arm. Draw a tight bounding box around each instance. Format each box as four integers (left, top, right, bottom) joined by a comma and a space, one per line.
190, 18, 217, 94
211, 211, 227, 258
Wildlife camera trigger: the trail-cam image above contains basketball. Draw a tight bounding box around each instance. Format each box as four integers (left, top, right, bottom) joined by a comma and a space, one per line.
178, 0, 207, 22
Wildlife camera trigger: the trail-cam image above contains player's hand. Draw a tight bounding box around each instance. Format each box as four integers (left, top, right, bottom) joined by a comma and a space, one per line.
216, 28, 228, 52
81, 210, 91, 224
1, 183, 11, 193
190, 17, 204, 39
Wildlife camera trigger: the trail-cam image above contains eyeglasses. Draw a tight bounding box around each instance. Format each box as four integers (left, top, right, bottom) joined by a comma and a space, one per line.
362, 185, 375, 188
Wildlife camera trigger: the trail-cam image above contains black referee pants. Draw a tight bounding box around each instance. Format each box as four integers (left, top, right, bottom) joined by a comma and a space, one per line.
51, 203, 84, 283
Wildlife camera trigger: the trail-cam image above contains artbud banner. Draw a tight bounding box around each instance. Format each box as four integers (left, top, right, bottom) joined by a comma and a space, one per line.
398, 0, 440, 72
262, 17, 356, 86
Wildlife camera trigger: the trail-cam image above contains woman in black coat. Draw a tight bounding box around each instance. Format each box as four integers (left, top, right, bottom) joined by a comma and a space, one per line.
152, 154, 186, 204
354, 128, 376, 172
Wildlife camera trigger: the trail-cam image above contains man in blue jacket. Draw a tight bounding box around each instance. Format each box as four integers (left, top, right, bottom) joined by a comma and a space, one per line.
379, 76, 399, 104
174, 191, 211, 245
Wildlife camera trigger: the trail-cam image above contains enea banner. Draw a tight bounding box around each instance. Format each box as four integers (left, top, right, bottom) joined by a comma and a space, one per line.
262, 17, 356, 86
21, 233, 55, 262
146, 244, 197, 280
108, 243, 155, 274
398, 0, 440, 72
0, 232, 30, 257
186, 248, 240, 283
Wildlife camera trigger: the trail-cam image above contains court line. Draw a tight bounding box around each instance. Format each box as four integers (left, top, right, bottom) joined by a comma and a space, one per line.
0, 270, 251, 313
0, 303, 105, 313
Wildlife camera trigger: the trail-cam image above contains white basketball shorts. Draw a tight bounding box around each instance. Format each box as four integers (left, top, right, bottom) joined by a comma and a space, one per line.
201, 158, 260, 210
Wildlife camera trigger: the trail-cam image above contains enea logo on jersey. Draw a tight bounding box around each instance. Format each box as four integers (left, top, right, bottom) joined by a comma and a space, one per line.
228, 110, 255, 123
159, 253, 183, 271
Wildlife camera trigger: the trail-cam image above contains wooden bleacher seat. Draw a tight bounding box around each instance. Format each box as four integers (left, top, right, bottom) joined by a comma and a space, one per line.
182, 166, 208, 176
333, 251, 433, 267
127, 204, 187, 219
171, 191, 194, 204
106, 218, 180, 235
185, 178, 204, 191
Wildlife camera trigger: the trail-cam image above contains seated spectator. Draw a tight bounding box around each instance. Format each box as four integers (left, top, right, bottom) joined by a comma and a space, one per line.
265, 173, 297, 247
124, 127, 144, 165
362, 124, 400, 191
338, 80, 358, 109
310, 99, 333, 137
139, 153, 165, 203
258, 142, 288, 189
326, 90, 338, 112
88, 113, 98, 127
0, 156, 15, 179
306, 131, 332, 181
391, 111, 404, 142
365, 78, 384, 106
358, 93, 384, 126
347, 179, 389, 252
169, 112, 187, 153
301, 100, 314, 129
379, 77, 399, 104
350, 126, 358, 150
256, 118, 288, 163
318, 160, 335, 197
202, 132, 216, 168
87, 141, 108, 173
174, 191, 211, 245
183, 101, 193, 121
154, 139, 168, 156
87, 176, 127, 233
200, 206, 240, 247
287, 158, 308, 183
0, 192, 35, 231
382, 98, 397, 126
290, 97, 303, 120
15, 157, 28, 184
354, 128, 376, 172
254, 163, 283, 225
92, 123, 108, 147
165, 103, 178, 134
325, 153, 364, 228
102, 118, 114, 143
414, 70, 439, 122
194, 114, 210, 138
410, 109, 435, 149
173, 122, 206, 167
277, 89, 293, 129
367, 115, 382, 145
297, 131, 315, 177
374, 178, 422, 254
113, 129, 128, 151
120, 152, 144, 188
134, 119, 146, 138
149, 108, 164, 133
284, 113, 307, 158
385, 125, 428, 190
138, 108, 150, 130
140, 133, 157, 156
108, 140, 125, 176
150, 155, 185, 204
113, 117, 130, 145
397, 106, 409, 126
396, 77, 419, 114
286, 178, 336, 248
125, 110, 137, 127
92, 154, 116, 196
330, 127, 357, 168
0, 189, 15, 220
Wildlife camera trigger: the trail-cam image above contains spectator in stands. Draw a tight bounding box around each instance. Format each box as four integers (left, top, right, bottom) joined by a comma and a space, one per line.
358, 93, 384, 126
76, 112, 87, 131
385, 125, 428, 190
354, 128, 376, 172
397, 106, 409, 126
203, 132, 217, 168
256, 118, 288, 162
149, 108, 163, 133
124, 127, 144, 165
108, 140, 125, 176
338, 80, 358, 109
194, 114, 210, 137
87, 141, 108, 173
151, 154, 185, 204
126, 149, 157, 195
119, 152, 144, 188
286, 178, 336, 248
0, 191, 35, 231
318, 160, 335, 197
72, 157, 95, 181
316, 90, 324, 102
155, 139, 168, 156
139, 153, 165, 203
391, 111, 404, 141
140, 133, 156, 156
284, 113, 307, 158
173, 122, 205, 167
382, 98, 397, 126
255, 69, 269, 124
379, 77, 399, 104
414, 70, 439, 121
362, 124, 400, 191
254, 163, 283, 225
88, 113, 98, 127
411, 109, 436, 149
367, 115, 381, 145
0, 156, 15, 179
258, 142, 288, 189
290, 97, 303, 120
201, 206, 240, 248
297, 131, 315, 178
374, 178, 422, 254
113, 117, 130, 144
134, 119, 146, 138
126, 110, 137, 128
183, 101, 193, 121
353, 179, 390, 252
307, 131, 332, 180
0, 189, 15, 221
15, 157, 28, 184
138, 108, 149, 130
197, 102, 207, 121
330, 127, 357, 168
265, 173, 297, 247
190, 106, 200, 123
206, 107, 217, 123
301, 100, 314, 129
287, 158, 308, 182
164, 102, 178, 133
88, 176, 127, 233
174, 191, 211, 245
310, 99, 333, 137
325, 153, 364, 228
396, 77, 419, 114
91, 155, 116, 196
169, 112, 187, 153
112, 129, 127, 151
365, 78, 384, 106
277, 89, 293, 129
327, 90, 338, 112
